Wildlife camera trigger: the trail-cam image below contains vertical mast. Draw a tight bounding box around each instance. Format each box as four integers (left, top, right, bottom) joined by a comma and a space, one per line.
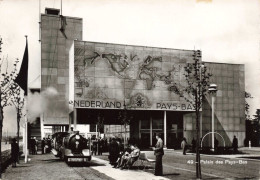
61, 0, 63, 15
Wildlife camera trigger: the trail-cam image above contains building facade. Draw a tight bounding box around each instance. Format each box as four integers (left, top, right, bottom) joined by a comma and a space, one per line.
41, 8, 245, 148
41, 8, 82, 134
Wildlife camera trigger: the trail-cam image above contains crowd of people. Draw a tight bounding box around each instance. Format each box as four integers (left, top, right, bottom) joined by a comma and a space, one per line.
106, 133, 164, 176
91, 137, 106, 156
10, 131, 241, 178
181, 135, 239, 154
40, 137, 52, 154
108, 137, 140, 170
29, 136, 52, 155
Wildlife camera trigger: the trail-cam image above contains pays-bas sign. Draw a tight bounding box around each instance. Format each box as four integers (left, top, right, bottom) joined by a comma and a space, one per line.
70, 100, 195, 111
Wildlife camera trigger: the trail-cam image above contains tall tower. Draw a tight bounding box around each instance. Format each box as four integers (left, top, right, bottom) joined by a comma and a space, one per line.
41, 8, 82, 136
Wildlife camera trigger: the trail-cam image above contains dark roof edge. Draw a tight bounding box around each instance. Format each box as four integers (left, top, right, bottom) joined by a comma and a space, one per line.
74, 40, 195, 52
41, 13, 83, 20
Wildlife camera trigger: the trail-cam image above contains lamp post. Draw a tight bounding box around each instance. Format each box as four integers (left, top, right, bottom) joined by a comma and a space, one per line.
123, 101, 128, 148
209, 84, 217, 151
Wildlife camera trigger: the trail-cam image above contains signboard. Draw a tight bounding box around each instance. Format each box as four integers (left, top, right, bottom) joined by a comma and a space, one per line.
73, 41, 195, 111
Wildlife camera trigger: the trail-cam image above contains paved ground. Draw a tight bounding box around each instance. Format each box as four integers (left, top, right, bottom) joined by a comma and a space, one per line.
2, 147, 260, 180
98, 147, 260, 179
2, 153, 168, 180
145, 148, 260, 180
2, 153, 113, 180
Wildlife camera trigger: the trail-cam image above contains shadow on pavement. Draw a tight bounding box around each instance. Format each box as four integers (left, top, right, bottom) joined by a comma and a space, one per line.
41, 159, 63, 163
14, 165, 31, 168
162, 173, 180, 176
68, 161, 106, 167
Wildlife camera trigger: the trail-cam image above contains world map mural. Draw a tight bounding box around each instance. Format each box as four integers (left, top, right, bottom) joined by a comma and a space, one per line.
73, 41, 195, 111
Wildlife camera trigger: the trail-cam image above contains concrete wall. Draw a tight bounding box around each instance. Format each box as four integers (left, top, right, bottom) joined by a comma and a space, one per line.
184, 63, 245, 147
73, 41, 197, 111
41, 12, 82, 125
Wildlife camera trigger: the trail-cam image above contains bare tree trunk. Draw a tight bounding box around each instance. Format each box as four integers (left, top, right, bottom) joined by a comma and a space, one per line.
124, 123, 126, 147
196, 110, 202, 179
0, 104, 3, 179
17, 110, 20, 164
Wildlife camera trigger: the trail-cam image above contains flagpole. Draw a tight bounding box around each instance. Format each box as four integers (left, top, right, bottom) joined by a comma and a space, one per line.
24, 35, 28, 163
24, 94, 28, 163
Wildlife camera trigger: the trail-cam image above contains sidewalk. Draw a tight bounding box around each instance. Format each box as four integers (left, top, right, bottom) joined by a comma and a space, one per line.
2, 153, 169, 180
239, 147, 260, 153
91, 156, 169, 180
2, 153, 84, 180
166, 147, 260, 160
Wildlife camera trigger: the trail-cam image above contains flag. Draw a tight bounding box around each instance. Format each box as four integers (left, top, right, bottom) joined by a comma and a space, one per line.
15, 38, 28, 96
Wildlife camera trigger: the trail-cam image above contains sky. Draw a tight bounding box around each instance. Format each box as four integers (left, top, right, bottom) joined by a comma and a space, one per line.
0, 0, 259, 133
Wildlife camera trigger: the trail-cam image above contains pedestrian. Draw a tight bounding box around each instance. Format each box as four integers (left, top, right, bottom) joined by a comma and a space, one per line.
232, 136, 238, 153
41, 138, 45, 154
31, 137, 36, 155
181, 137, 188, 155
47, 137, 51, 153
214, 137, 219, 152
109, 137, 120, 166
191, 138, 196, 152
29, 137, 33, 154
153, 133, 164, 176
92, 139, 97, 155
98, 138, 104, 155
34, 137, 38, 154
104, 138, 108, 152
11, 138, 19, 167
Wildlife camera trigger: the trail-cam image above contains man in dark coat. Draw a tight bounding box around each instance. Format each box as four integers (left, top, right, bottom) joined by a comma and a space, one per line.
92, 139, 97, 156
109, 137, 120, 166
47, 137, 51, 153
11, 138, 19, 167
191, 138, 196, 152
98, 138, 104, 155
31, 137, 36, 155
153, 133, 164, 176
232, 136, 238, 153
41, 138, 45, 154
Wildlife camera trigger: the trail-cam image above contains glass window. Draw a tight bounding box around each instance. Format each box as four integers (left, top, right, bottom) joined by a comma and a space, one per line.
90, 124, 96, 132
141, 118, 150, 129
152, 118, 163, 129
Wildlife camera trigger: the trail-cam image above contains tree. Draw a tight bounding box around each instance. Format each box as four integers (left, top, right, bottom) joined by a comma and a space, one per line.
10, 85, 25, 162
182, 50, 212, 179
252, 109, 260, 146
96, 111, 104, 137
253, 109, 260, 121
0, 38, 20, 178
117, 103, 133, 147
245, 91, 253, 121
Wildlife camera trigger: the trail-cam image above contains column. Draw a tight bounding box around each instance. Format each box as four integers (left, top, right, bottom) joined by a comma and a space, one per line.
69, 113, 71, 131
40, 114, 44, 139
212, 96, 215, 150
150, 116, 152, 146
73, 108, 77, 131
164, 111, 167, 148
